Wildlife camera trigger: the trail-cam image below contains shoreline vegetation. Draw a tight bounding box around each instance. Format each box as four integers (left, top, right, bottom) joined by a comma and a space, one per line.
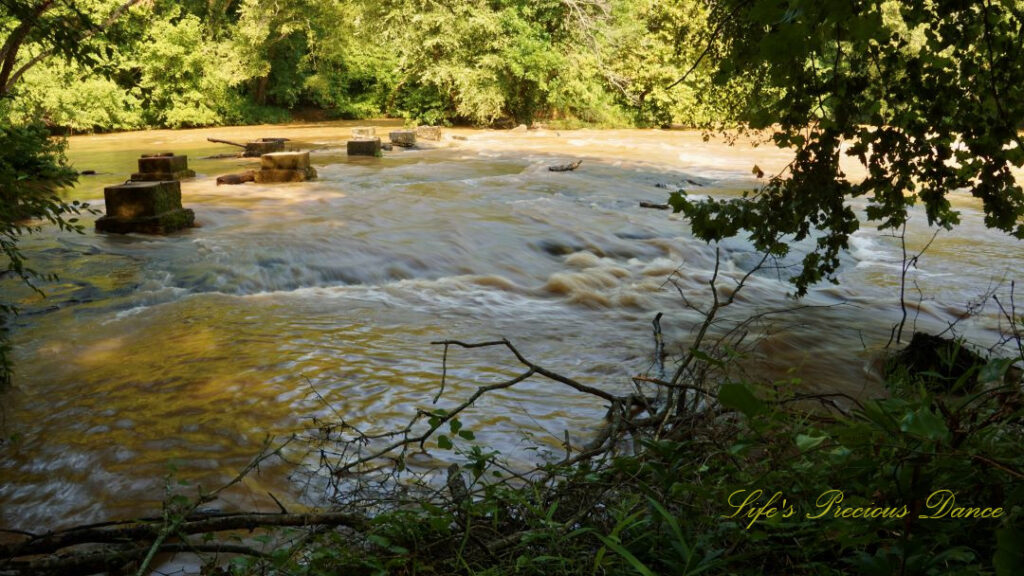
7, 1, 727, 136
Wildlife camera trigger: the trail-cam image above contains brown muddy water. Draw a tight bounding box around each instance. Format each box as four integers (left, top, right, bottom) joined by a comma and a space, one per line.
1, 121, 1021, 530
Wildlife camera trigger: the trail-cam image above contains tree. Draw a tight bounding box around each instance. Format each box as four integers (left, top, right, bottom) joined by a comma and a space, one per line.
360, 0, 615, 125
0, 0, 146, 98
0, 0, 141, 383
670, 0, 1024, 294
599, 0, 717, 127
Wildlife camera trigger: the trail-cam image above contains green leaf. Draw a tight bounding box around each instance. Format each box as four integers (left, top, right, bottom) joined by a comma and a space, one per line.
979, 358, 1014, 384
647, 497, 690, 560
996, 528, 1024, 576
899, 407, 949, 441
690, 348, 725, 367
594, 534, 657, 576
717, 382, 764, 417
668, 191, 689, 213
795, 433, 827, 452
458, 430, 475, 440
437, 435, 453, 450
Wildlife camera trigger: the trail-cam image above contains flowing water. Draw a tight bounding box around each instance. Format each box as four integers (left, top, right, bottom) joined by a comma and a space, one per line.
1, 122, 1021, 530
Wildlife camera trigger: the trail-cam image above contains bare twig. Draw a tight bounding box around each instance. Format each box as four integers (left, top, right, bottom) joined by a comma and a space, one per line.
133, 435, 294, 576
888, 225, 941, 347
651, 312, 666, 381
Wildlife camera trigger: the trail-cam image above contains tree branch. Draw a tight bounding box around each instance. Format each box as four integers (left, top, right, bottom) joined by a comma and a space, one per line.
3, 0, 147, 94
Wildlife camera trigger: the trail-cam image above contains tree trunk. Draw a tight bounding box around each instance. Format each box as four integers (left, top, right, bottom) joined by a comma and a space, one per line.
0, 0, 57, 98
254, 75, 270, 105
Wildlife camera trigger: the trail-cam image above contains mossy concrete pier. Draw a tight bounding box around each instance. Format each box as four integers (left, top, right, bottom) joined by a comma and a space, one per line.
254, 151, 317, 182
95, 180, 195, 234
130, 153, 196, 181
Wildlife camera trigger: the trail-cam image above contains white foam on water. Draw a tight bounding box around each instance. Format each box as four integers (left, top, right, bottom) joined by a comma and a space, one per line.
849, 232, 899, 267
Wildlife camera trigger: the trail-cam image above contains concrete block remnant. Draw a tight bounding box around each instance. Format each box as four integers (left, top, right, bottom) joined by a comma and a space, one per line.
260, 151, 310, 171
254, 169, 317, 183
389, 130, 416, 148
253, 151, 318, 183
243, 138, 287, 157
347, 137, 382, 157
415, 126, 442, 141
351, 127, 376, 140
95, 180, 195, 234
130, 152, 196, 181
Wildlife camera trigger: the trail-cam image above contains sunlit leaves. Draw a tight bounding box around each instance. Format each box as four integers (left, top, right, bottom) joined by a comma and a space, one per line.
682, 0, 1024, 294
0, 121, 84, 385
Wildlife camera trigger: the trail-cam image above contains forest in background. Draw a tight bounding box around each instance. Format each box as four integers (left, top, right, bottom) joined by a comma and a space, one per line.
5, 0, 733, 132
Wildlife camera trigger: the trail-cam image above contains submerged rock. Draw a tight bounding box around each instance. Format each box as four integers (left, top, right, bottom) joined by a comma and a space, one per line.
885, 332, 996, 393
95, 180, 195, 234
549, 160, 582, 172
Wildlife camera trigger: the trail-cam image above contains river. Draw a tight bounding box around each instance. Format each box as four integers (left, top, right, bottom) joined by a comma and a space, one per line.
1, 122, 1020, 530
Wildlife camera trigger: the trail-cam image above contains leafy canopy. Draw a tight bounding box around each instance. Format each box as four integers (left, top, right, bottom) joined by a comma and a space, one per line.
671, 0, 1024, 294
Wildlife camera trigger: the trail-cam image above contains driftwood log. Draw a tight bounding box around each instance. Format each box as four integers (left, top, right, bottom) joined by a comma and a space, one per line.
216, 171, 256, 185
207, 137, 246, 149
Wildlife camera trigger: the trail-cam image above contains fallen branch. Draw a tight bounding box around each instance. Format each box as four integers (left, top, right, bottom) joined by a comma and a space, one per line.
324, 338, 622, 478
207, 137, 247, 148
1, 542, 270, 576
639, 201, 670, 210
0, 511, 368, 559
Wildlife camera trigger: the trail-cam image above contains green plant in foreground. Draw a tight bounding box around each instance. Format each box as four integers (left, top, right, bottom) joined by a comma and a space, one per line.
248, 369, 1019, 575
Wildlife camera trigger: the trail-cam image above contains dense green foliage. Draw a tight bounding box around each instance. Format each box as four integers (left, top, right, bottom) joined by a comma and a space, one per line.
0, 118, 86, 386
3, 0, 727, 130
671, 0, 1024, 294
